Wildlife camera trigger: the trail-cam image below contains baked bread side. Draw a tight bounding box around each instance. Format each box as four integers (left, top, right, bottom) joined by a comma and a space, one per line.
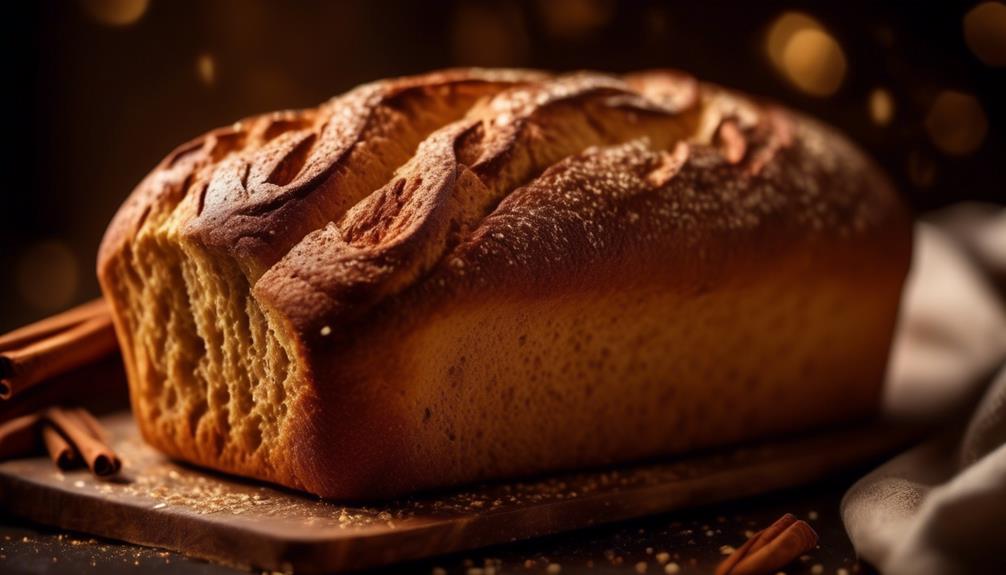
98, 69, 911, 498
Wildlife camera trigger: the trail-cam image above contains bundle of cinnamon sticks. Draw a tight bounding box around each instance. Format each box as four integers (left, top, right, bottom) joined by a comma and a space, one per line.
0, 407, 121, 476
0, 299, 124, 477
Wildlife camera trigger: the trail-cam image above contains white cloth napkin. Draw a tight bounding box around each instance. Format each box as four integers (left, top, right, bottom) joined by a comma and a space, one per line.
841, 207, 1006, 575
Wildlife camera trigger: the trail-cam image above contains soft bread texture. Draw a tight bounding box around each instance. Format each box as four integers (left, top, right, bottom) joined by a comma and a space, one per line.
98, 68, 911, 499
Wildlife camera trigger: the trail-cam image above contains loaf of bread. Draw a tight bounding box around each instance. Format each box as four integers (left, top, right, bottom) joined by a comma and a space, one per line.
97, 69, 911, 499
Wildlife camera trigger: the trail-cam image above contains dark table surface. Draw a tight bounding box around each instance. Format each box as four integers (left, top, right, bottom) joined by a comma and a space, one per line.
0, 470, 876, 575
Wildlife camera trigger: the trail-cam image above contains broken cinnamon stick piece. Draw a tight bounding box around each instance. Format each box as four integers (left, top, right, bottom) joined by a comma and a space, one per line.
0, 299, 108, 353
41, 423, 79, 470
70, 406, 109, 443
0, 413, 42, 460
44, 407, 121, 477
1, 313, 118, 400
67, 408, 121, 476
715, 513, 818, 575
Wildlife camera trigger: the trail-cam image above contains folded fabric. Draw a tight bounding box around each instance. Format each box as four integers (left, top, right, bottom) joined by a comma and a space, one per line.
842, 207, 1006, 575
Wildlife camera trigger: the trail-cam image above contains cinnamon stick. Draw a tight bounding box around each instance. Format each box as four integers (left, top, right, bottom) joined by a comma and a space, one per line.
44, 407, 121, 477
0, 299, 108, 353
715, 514, 818, 575
0, 413, 42, 460
0, 312, 118, 400
0, 354, 128, 426
70, 406, 110, 443
41, 423, 79, 469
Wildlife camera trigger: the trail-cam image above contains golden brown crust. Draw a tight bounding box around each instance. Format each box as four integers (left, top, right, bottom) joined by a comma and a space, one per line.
97, 68, 912, 499
98, 68, 545, 278
254, 73, 701, 333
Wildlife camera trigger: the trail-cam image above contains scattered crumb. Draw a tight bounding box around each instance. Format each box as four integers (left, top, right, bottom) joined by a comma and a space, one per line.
635, 561, 648, 573
432, 568, 446, 575
546, 563, 562, 574
664, 562, 680, 574
811, 565, 824, 574
646, 547, 654, 555
655, 551, 670, 564
808, 510, 819, 520
838, 569, 850, 575
720, 545, 736, 555
705, 529, 715, 537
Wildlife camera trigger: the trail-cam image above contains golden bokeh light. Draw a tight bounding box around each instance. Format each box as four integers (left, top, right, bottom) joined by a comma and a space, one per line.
766, 12, 847, 97
964, 2, 1006, 67
16, 241, 79, 312
766, 12, 818, 67
869, 88, 895, 126
925, 90, 989, 156
79, 0, 148, 27
780, 29, 847, 96
197, 53, 216, 86
538, 0, 615, 39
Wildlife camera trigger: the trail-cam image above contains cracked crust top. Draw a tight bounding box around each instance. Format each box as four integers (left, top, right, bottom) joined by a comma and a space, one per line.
100, 67, 905, 340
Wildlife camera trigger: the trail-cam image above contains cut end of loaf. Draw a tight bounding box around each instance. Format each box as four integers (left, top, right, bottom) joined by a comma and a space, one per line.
99, 207, 307, 487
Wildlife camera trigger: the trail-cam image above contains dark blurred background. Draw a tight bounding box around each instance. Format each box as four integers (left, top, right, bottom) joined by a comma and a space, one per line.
2, 0, 1003, 330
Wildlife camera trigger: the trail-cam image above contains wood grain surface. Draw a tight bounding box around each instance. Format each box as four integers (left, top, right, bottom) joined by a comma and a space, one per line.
0, 413, 914, 573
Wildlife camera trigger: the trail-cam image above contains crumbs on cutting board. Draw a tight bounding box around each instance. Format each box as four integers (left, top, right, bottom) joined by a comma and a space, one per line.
56, 417, 719, 531
8, 416, 866, 574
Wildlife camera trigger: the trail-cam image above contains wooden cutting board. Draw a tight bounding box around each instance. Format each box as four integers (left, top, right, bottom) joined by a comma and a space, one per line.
0, 413, 913, 573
